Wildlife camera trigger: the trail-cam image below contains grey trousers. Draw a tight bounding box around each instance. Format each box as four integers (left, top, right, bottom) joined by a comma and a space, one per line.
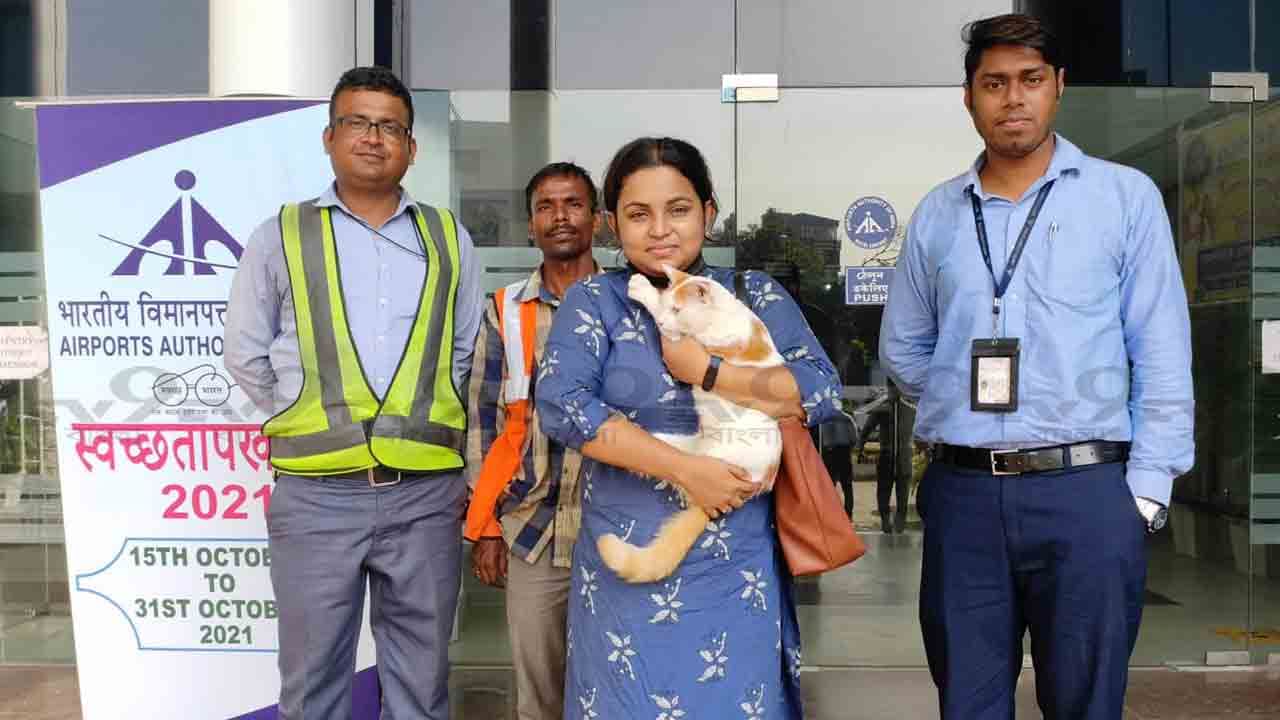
505, 549, 571, 720
268, 472, 465, 720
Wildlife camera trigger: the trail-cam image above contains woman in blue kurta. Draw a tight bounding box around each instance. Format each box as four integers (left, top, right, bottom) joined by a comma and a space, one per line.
536, 137, 842, 719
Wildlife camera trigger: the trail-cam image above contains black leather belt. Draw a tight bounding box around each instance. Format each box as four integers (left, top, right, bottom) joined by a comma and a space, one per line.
330, 466, 409, 487
933, 441, 1129, 475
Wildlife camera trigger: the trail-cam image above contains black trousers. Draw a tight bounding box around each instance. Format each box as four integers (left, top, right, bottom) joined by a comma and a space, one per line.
918, 460, 1147, 719
875, 448, 909, 532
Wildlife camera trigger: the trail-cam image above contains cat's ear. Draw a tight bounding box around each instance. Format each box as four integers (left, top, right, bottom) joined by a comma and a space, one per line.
662, 264, 691, 284
674, 277, 714, 307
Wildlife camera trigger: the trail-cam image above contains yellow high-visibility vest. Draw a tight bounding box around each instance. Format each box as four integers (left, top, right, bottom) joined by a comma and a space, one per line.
262, 201, 466, 475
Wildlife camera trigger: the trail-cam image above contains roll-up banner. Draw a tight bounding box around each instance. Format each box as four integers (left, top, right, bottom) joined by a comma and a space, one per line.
34, 99, 381, 719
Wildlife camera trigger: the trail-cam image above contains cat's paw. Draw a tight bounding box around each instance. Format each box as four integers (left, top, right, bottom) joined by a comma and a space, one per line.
628, 273, 660, 308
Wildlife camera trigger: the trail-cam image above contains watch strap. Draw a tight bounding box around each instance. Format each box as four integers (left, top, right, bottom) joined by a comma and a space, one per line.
701, 355, 722, 391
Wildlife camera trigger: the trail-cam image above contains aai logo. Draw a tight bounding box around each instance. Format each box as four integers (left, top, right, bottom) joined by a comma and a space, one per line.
102, 170, 244, 276
844, 196, 897, 250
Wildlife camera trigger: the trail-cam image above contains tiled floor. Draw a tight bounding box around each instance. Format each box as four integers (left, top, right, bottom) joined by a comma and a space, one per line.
445, 486, 1280, 670
5, 664, 1280, 719
4, 480, 1280, 717
0, 665, 79, 720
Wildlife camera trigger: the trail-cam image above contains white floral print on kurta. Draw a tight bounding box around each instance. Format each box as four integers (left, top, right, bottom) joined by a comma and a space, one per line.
649, 577, 684, 624
697, 631, 728, 682
741, 683, 767, 720
619, 519, 638, 543
739, 569, 768, 612
614, 310, 648, 345
578, 687, 599, 719
537, 348, 560, 381
606, 631, 638, 680
580, 565, 599, 615
782, 346, 810, 362
561, 397, 592, 430
651, 693, 687, 720
787, 647, 802, 682
652, 473, 683, 505
803, 383, 841, 413
573, 308, 606, 357
657, 372, 677, 403
749, 277, 784, 310
700, 519, 732, 560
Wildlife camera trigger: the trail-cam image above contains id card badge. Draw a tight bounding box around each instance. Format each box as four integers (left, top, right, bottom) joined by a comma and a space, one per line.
971, 338, 1020, 412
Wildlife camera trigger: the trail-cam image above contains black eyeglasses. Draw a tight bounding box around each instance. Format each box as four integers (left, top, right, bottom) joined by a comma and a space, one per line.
332, 115, 412, 143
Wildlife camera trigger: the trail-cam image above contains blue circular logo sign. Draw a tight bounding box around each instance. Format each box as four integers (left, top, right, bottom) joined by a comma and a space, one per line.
844, 196, 898, 250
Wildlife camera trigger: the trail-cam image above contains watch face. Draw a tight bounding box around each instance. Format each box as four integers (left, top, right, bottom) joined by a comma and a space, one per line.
1150, 508, 1169, 532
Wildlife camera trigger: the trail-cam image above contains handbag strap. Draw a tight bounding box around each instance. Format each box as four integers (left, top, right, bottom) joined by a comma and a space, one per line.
734, 270, 747, 304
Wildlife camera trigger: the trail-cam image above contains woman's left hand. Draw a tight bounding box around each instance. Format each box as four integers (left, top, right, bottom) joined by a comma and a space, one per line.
660, 335, 711, 386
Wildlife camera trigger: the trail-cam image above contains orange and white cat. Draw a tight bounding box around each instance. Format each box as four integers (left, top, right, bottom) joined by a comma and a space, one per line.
598, 265, 783, 583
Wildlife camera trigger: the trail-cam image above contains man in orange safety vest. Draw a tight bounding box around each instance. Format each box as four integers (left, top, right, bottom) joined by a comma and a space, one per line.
464, 162, 601, 720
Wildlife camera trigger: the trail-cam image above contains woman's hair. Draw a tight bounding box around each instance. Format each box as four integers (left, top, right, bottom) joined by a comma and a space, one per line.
602, 137, 716, 214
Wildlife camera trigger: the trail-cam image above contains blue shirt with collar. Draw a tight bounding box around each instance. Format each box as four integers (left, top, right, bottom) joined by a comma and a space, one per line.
879, 134, 1193, 506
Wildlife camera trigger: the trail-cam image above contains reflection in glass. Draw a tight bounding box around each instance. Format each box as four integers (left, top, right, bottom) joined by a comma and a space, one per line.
0, 97, 68, 665
1062, 89, 1271, 663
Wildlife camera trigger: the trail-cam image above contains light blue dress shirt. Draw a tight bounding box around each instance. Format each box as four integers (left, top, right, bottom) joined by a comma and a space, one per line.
879, 134, 1193, 506
224, 183, 482, 418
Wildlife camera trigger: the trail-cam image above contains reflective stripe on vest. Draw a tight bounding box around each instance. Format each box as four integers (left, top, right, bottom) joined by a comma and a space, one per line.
263, 201, 466, 475
463, 281, 538, 540
501, 279, 532, 402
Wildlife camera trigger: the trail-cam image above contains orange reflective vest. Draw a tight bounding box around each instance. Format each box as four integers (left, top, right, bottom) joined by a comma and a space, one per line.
464, 281, 538, 541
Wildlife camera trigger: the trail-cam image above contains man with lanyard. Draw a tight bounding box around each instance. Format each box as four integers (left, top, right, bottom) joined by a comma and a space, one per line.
879, 14, 1192, 720
225, 66, 482, 719
464, 162, 601, 720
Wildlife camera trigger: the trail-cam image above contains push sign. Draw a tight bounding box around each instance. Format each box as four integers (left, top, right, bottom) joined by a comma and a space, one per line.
845, 267, 893, 306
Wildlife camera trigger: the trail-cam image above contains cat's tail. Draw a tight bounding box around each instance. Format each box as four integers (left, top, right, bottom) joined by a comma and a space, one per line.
597, 507, 709, 584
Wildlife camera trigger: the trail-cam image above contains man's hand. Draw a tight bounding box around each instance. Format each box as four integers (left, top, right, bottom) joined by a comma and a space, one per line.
471, 537, 508, 588
660, 334, 711, 386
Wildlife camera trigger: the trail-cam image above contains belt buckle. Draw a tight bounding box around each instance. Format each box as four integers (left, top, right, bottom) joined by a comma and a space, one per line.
367, 467, 402, 488
990, 448, 1021, 476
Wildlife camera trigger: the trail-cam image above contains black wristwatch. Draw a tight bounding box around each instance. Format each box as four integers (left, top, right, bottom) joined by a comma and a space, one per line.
1148, 505, 1169, 533
701, 355, 723, 391
1136, 496, 1169, 533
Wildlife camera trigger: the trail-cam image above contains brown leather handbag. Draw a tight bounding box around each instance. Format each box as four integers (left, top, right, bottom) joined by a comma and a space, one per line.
773, 416, 866, 576
729, 272, 865, 576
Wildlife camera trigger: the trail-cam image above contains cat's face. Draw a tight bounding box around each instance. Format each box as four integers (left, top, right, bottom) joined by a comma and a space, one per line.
651, 265, 736, 340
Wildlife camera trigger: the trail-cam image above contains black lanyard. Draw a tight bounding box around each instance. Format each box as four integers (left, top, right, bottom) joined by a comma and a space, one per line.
969, 179, 1055, 336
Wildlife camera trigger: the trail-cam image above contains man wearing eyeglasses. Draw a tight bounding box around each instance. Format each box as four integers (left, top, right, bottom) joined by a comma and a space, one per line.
225, 66, 482, 720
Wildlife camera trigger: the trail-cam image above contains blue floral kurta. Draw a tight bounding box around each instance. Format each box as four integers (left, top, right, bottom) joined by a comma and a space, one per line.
536, 267, 843, 720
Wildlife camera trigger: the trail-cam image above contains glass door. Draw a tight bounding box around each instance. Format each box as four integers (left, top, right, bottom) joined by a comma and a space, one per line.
1251, 92, 1280, 664
733, 85, 984, 667
734, 82, 1264, 667
0, 97, 70, 665
1153, 90, 1260, 666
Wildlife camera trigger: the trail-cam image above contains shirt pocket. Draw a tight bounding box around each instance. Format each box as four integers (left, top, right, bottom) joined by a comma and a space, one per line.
1027, 223, 1121, 308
